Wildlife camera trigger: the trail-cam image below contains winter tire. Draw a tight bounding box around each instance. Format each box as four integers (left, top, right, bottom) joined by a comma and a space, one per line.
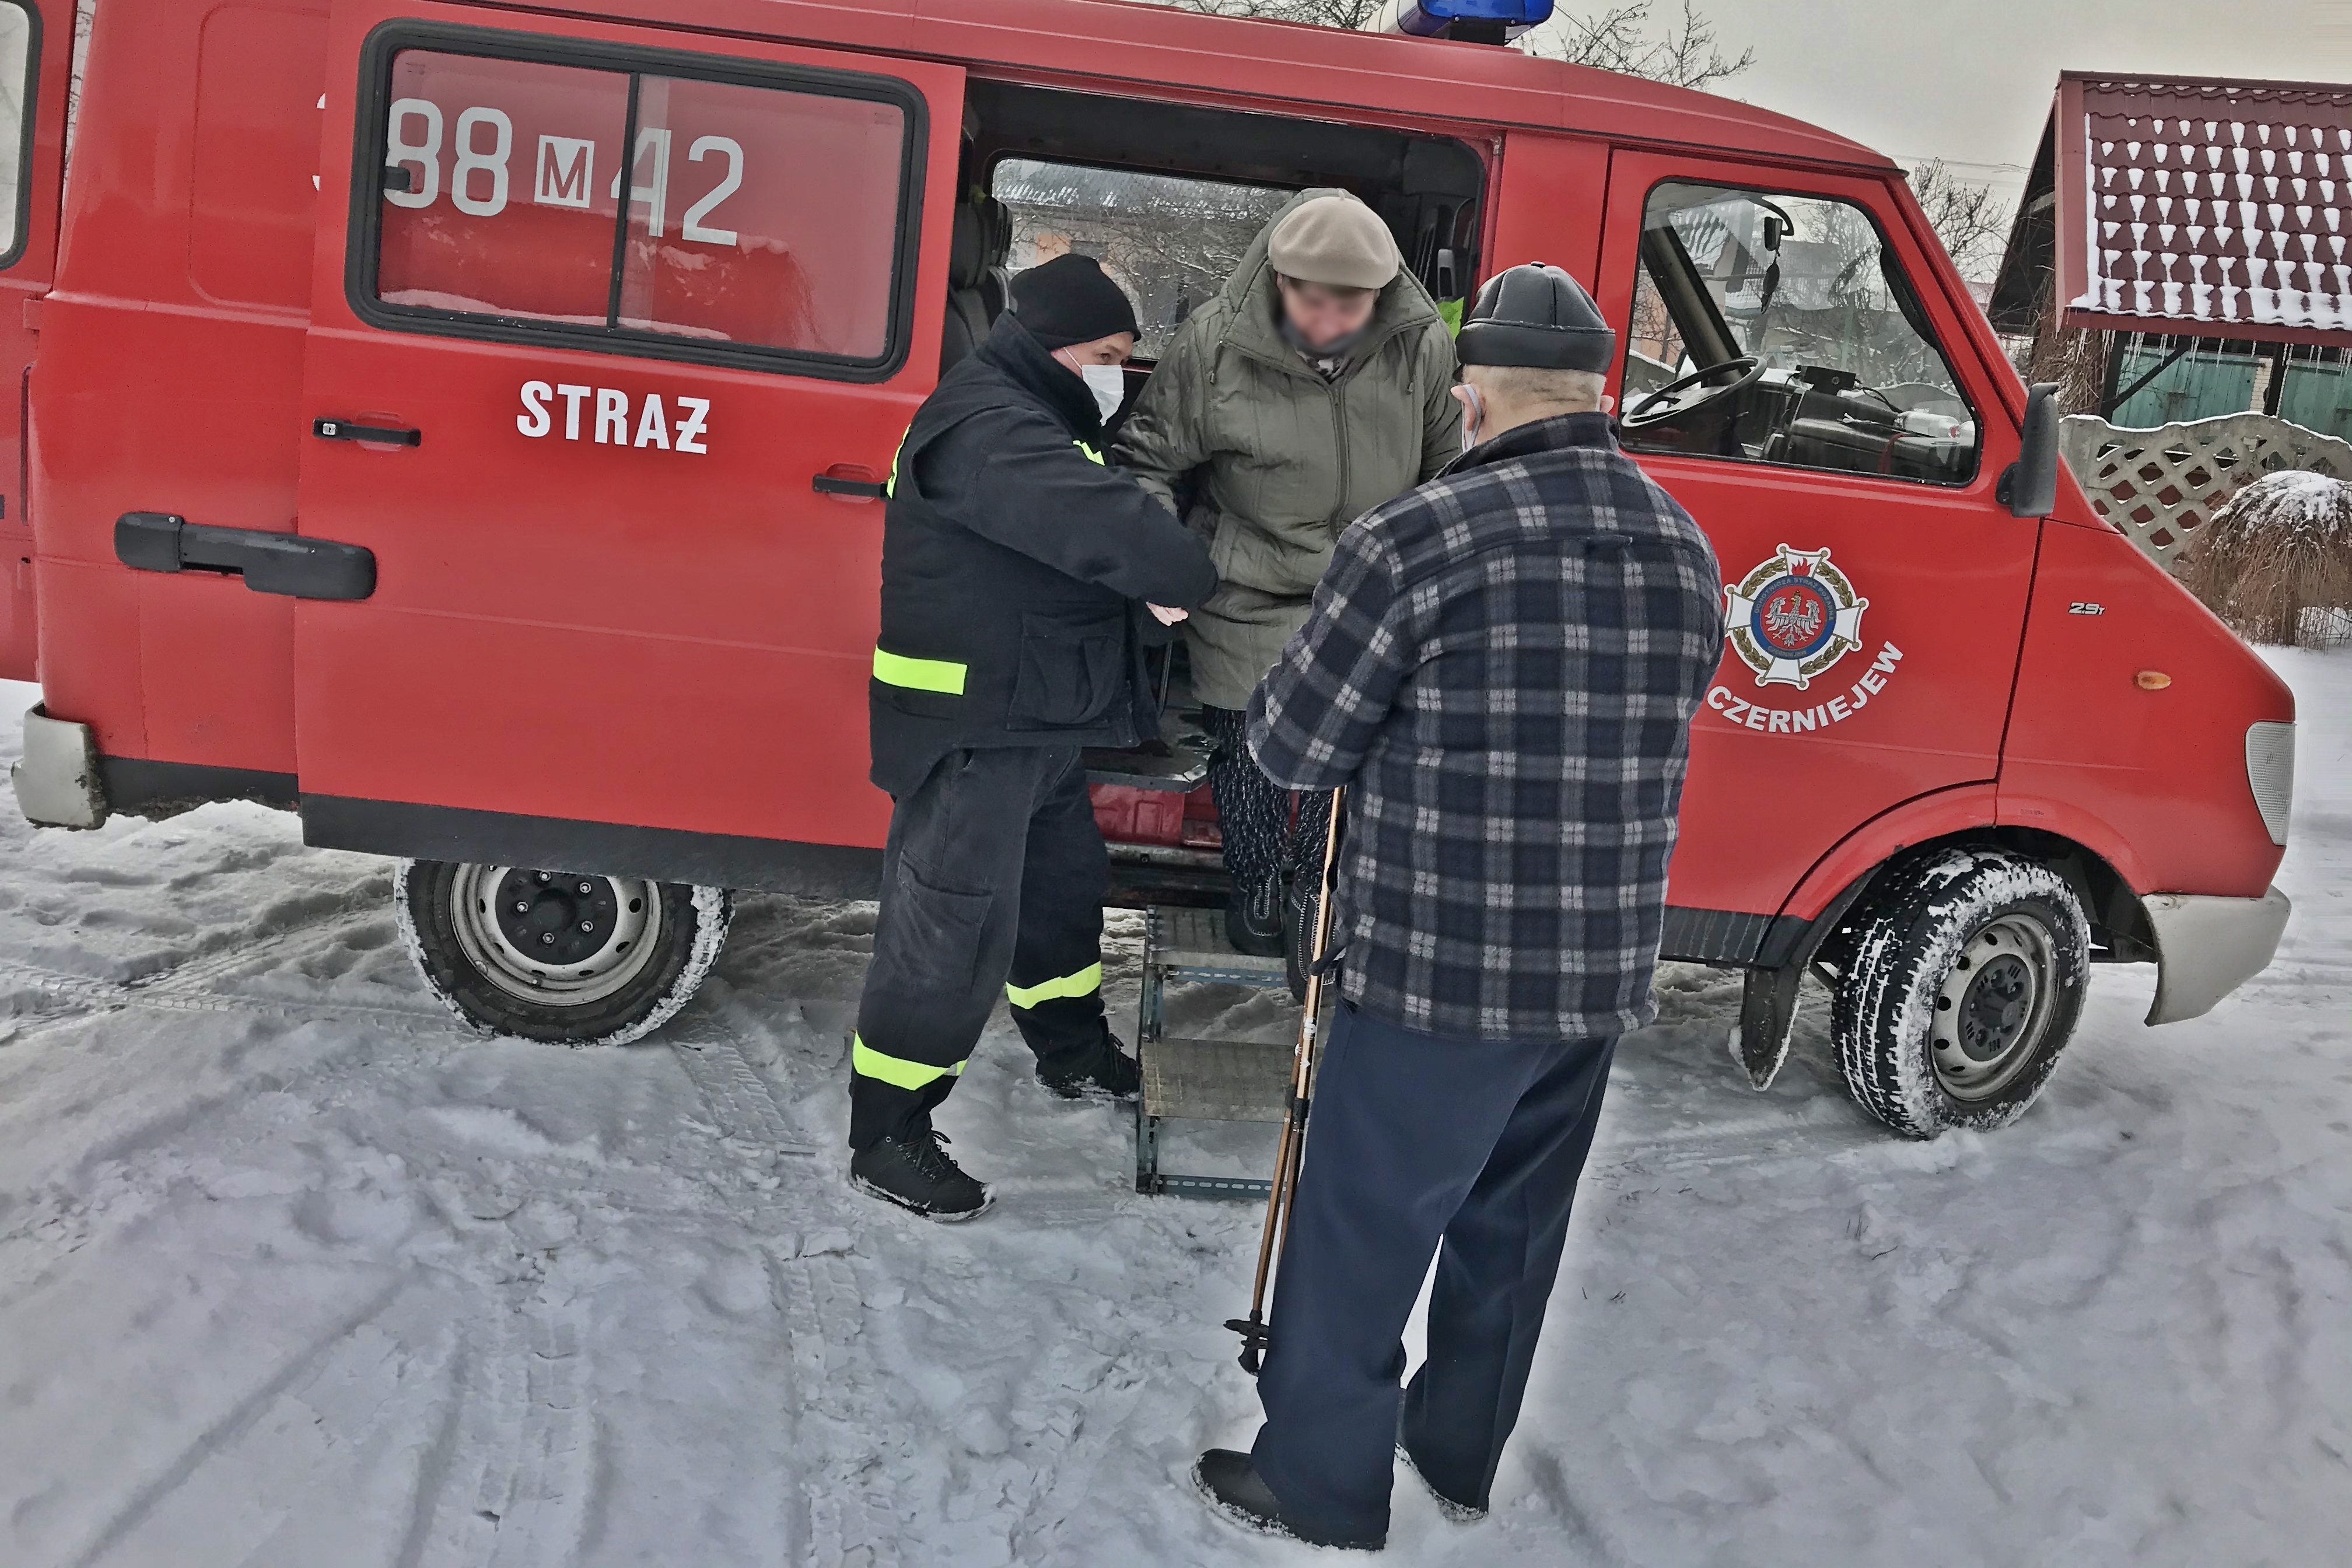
1829, 848, 2090, 1139
396, 859, 731, 1045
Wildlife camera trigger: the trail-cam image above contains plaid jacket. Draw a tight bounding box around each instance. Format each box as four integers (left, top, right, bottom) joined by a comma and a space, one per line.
1247, 411, 1723, 1040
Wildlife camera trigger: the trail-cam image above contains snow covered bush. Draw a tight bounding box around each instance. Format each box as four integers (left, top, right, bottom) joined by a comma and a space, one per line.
2179, 469, 2352, 648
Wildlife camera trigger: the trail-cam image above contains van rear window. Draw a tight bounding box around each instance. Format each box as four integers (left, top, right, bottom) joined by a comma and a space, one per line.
364, 42, 915, 370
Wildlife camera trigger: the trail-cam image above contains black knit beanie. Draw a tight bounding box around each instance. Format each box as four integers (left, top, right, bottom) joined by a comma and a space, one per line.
1009, 254, 1140, 348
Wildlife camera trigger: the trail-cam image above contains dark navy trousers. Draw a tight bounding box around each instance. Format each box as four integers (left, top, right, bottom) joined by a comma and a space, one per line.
1251, 1002, 1618, 1545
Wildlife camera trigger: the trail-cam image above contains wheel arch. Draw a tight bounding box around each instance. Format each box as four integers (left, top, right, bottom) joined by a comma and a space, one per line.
1781, 785, 2156, 965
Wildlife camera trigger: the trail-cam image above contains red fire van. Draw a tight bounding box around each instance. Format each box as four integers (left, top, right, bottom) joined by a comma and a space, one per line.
4, 0, 2297, 1138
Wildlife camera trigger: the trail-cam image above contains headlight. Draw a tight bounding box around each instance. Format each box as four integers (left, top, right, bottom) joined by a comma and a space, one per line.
2245, 722, 2295, 847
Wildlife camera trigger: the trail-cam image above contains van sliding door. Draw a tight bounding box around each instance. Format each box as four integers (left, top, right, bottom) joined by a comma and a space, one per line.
292, 2, 961, 882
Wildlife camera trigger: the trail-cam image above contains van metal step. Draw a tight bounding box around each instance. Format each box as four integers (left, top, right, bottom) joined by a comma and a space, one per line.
1140, 1035, 1292, 1124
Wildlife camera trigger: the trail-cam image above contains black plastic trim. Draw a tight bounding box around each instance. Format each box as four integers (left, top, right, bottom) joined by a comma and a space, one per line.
102, 758, 299, 816
0, 2, 40, 274
1658, 904, 1774, 966
301, 794, 884, 900
344, 20, 931, 384
115, 512, 376, 601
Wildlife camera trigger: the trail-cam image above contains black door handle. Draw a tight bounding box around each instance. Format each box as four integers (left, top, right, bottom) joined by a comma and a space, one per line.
812, 473, 887, 499
313, 417, 421, 447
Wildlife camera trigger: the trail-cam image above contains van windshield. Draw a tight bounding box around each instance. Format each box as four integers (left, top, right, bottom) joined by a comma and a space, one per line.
991, 159, 1294, 359
1624, 180, 1979, 486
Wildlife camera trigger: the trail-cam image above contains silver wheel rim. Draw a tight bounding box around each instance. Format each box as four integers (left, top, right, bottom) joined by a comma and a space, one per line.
1931, 911, 2058, 1101
449, 864, 663, 1007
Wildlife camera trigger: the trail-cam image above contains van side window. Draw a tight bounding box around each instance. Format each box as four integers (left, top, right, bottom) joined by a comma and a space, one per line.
365, 43, 915, 371
619, 75, 905, 358
0, 2, 35, 268
991, 159, 1293, 360
1621, 181, 1980, 486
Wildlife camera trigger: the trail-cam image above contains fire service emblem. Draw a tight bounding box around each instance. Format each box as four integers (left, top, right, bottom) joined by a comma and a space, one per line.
1724, 544, 1869, 690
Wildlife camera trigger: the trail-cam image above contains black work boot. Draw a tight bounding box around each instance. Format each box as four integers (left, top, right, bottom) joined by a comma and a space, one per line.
1038, 1028, 1142, 1102
850, 1126, 991, 1222
1191, 1450, 1382, 1550
1225, 869, 1284, 958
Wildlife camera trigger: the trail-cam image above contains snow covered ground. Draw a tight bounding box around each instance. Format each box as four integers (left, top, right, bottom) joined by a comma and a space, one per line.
1, 653, 2346, 1568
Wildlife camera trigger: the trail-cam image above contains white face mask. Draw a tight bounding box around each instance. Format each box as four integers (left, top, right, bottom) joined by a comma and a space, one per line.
1079, 362, 1126, 421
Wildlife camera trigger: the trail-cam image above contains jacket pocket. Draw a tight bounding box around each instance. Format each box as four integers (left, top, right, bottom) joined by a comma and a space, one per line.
1007, 610, 1126, 730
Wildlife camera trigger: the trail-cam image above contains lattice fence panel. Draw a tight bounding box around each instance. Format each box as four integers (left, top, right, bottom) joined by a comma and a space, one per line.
2059, 411, 2352, 569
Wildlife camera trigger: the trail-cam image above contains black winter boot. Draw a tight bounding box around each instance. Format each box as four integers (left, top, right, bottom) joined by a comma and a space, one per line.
1038, 1028, 1142, 1102
1191, 1450, 1381, 1550
1396, 1438, 1486, 1523
850, 1126, 991, 1222
1226, 870, 1284, 958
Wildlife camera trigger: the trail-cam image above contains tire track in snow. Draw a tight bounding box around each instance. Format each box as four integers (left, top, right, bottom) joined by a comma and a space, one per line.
666, 1008, 821, 1161
771, 1250, 902, 1568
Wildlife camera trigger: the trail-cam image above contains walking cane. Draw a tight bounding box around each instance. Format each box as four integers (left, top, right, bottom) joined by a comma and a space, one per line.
1226, 786, 1346, 1376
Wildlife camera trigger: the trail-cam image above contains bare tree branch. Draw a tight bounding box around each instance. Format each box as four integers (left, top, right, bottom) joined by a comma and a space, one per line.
1158, 1, 1756, 93
1905, 159, 2013, 284
1522, 2, 1754, 92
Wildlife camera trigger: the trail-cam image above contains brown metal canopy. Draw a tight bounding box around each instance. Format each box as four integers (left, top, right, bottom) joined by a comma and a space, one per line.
1990, 71, 2352, 349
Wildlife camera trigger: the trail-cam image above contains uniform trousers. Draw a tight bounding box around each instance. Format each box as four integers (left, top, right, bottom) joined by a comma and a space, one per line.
1250, 1002, 1618, 1545
849, 746, 1110, 1149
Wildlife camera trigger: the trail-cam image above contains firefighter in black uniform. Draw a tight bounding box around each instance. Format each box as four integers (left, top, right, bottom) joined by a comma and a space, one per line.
851, 254, 1219, 1220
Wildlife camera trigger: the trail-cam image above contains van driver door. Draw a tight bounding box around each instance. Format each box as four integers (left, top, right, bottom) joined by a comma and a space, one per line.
291, 1, 961, 879
1592, 150, 2038, 935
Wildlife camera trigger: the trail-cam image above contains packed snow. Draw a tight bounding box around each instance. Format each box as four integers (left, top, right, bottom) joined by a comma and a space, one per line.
1, 653, 2347, 1567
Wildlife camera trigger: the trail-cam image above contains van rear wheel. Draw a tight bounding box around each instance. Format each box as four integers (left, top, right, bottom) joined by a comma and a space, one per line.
396, 860, 731, 1045
1829, 849, 2089, 1139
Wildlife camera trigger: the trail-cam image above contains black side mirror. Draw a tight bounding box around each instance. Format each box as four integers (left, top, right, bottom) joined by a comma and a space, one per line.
2000, 382, 2062, 518
1433, 246, 1458, 299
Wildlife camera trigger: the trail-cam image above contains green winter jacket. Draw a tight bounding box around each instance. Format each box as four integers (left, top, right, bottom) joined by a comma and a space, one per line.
1114, 189, 1462, 710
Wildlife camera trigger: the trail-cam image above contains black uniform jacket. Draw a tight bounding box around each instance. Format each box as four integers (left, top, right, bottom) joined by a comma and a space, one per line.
869, 314, 1219, 795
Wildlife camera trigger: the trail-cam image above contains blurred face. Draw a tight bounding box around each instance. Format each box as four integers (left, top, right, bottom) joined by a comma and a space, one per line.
1276, 276, 1378, 352
1051, 332, 1137, 373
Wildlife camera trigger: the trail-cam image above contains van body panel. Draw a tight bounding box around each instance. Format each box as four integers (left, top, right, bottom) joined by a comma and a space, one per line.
0, 0, 71, 680
1999, 514, 2292, 900
1488, 131, 1609, 288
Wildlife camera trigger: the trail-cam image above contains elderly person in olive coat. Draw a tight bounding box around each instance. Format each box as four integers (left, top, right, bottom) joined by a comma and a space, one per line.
1117, 190, 1460, 975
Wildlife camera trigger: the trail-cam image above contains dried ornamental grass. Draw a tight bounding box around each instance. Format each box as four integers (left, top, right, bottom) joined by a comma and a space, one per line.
2178, 470, 2352, 648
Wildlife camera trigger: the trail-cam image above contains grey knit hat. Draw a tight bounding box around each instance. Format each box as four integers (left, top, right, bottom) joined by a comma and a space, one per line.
1268, 195, 1399, 291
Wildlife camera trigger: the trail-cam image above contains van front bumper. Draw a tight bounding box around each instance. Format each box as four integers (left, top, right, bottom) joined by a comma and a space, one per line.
9, 705, 107, 829
2143, 887, 2292, 1025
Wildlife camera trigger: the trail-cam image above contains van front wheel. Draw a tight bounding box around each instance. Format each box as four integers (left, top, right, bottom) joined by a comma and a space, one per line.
1830, 849, 2089, 1139
396, 860, 731, 1045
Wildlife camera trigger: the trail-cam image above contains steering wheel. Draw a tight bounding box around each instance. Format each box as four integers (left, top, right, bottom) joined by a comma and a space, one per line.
1622, 356, 1764, 432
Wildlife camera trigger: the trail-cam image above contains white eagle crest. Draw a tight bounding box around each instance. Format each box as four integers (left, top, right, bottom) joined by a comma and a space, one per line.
1763, 592, 1824, 645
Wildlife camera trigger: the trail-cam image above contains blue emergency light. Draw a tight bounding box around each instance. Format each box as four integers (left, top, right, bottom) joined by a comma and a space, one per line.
1373, 0, 1556, 38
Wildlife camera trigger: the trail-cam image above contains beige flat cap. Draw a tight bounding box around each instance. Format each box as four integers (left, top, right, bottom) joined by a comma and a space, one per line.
1268, 195, 1399, 291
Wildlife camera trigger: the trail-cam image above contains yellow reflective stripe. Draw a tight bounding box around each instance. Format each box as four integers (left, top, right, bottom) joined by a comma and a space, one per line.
1005, 961, 1103, 1010
873, 646, 967, 695
852, 1034, 967, 1090
1074, 439, 1106, 465
884, 428, 907, 498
